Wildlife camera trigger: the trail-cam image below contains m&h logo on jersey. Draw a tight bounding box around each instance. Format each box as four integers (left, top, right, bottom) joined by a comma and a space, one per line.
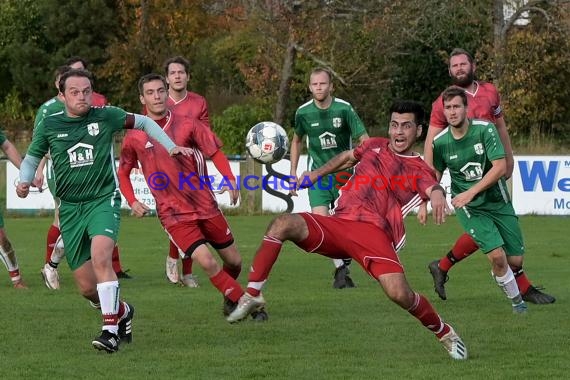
332, 117, 342, 128
67, 143, 95, 168
473, 143, 484, 155
319, 131, 337, 150
87, 122, 99, 136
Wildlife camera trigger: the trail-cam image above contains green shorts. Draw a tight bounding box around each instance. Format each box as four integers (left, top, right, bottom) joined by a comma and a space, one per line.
59, 192, 121, 270
308, 174, 341, 208
455, 202, 524, 256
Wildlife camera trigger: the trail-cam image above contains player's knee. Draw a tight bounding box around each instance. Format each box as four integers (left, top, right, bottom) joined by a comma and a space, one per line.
266, 214, 305, 241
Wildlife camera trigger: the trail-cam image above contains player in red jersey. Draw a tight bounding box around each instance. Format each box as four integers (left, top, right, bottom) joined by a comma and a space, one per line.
227, 100, 468, 360
118, 73, 264, 319
159, 56, 211, 287
422, 48, 554, 304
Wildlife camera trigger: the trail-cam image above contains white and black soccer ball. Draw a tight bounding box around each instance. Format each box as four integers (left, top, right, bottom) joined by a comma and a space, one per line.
245, 121, 289, 164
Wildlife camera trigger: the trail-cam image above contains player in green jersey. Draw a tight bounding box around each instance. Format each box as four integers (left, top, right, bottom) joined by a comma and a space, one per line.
432, 86, 532, 314
17, 69, 192, 353
290, 67, 369, 288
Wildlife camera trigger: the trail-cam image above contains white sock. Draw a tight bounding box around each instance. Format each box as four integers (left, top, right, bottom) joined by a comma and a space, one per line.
97, 281, 120, 334
332, 259, 344, 269
50, 236, 65, 264
492, 267, 523, 304
0, 243, 18, 272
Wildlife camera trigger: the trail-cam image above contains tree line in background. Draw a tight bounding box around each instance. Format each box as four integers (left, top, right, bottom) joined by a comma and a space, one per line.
0, 0, 568, 155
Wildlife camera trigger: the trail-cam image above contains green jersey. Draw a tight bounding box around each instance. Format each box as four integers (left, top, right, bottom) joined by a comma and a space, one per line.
34, 97, 64, 128
295, 97, 367, 170
27, 106, 127, 203
432, 119, 509, 209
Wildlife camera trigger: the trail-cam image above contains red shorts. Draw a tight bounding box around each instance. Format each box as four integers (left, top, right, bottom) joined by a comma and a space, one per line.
297, 213, 404, 277
165, 213, 234, 258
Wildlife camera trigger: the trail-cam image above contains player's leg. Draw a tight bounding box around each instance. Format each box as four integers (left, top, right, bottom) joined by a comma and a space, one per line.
496, 208, 555, 304
166, 240, 180, 284
310, 185, 355, 289
180, 253, 197, 287
0, 223, 26, 288
43, 196, 63, 289
428, 233, 479, 300
112, 245, 132, 279
377, 271, 467, 360
226, 213, 316, 323
168, 221, 245, 309
457, 208, 527, 313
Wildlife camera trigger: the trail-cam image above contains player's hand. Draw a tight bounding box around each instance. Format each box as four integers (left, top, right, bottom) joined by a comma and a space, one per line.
297, 170, 316, 190
218, 179, 240, 205
32, 174, 44, 192
16, 182, 31, 198
451, 191, 474, 209
169, 146, 193, 156
430, 190, 450, 225
288, 173, 299, 196
131, 200, 151, 217
417, 202, 428, 225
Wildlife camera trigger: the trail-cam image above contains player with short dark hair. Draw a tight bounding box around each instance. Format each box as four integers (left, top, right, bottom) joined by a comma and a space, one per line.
431, 86, 552, 312
422, 49, 554, 304
228, 100, 468, 360
119, 73, 260, 319
17, 68, 192, 353
158, 55, 211, 287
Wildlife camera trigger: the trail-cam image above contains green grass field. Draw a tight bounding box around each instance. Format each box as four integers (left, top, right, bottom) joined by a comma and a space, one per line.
0, 215, 568, 379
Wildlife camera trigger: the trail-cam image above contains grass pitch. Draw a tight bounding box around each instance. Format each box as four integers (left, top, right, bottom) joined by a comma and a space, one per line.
0, 215, 568, 379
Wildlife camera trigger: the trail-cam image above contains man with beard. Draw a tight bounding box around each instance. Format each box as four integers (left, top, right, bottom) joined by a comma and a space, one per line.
422, 50, 554, 305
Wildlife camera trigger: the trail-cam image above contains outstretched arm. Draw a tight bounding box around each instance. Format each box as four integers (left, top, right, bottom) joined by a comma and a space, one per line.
299, 150, 357, 188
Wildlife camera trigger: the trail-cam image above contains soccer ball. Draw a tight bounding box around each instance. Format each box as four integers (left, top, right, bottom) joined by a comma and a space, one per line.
245, 121, 289, 164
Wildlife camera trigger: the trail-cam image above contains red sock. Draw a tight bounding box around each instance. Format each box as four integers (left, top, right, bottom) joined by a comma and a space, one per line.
46, 225, 60, 263
182, 257, 193, 276
169, 241, 180, 260
511, 266, 532, 294
9, 269, 21, 282
246, 236, 283, 297
112, 246, 122, 273
407, 293, 450, 338
118, 301, 126, 319
438, 233, 479, 272
209, 270, 244, 302
223, 263, 241, 280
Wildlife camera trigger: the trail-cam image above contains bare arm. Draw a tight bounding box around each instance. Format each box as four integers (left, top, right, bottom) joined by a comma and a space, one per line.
299, 150, 357, 188
289, 133, 303, 196
422, 125, 441, 170
451, 158, 506, 209
2, 140, 22, 169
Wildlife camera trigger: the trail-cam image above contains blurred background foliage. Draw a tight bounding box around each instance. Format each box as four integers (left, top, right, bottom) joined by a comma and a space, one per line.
0, 0, 568, 155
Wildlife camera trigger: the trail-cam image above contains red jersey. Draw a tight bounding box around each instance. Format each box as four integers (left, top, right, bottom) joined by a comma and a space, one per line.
430, 81, 503, 129
92, 91, 108, 107
168, 91, 210, 128
119, 111, 223, 227
332, 138, 437, 251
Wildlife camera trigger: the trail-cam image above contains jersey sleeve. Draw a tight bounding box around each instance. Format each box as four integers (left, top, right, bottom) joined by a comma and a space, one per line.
481, 122, 505, 161
190, 119, 223, 158
352, 138, 381, 161
429, 96, 448, 129
293, 110, 306, 137
26, 121, 50, 159
346, 106, 367, 139
118, 134, 138, 172
488, 84, 503, 119
33, 106, 45, 129
415, 160, 438, 200
103, 106, 128, 133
